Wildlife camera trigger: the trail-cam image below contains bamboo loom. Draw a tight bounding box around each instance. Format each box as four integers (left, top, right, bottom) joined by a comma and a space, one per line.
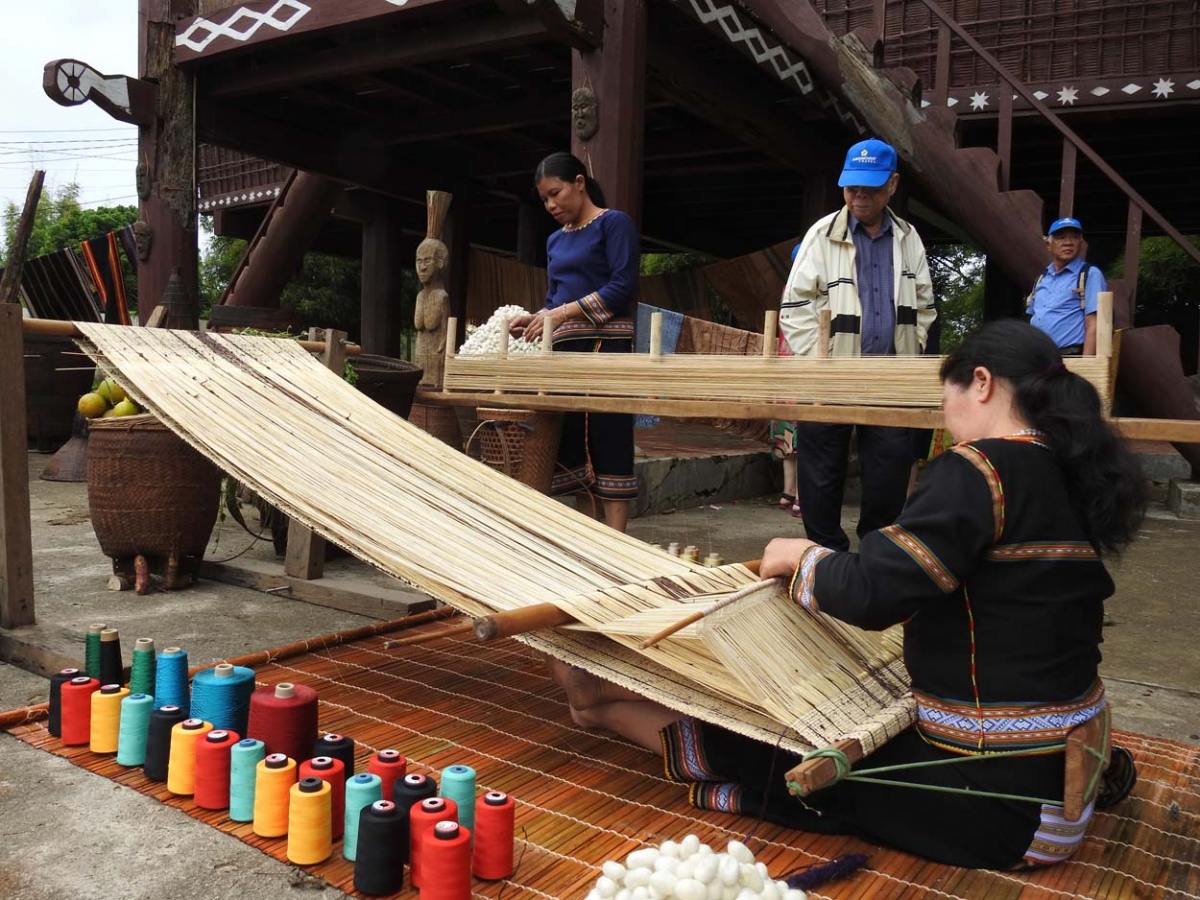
75, 323, 913, 758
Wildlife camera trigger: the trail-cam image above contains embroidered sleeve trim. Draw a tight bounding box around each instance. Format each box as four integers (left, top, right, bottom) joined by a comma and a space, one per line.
789, 545, 835, 613
949, 443, 1005, 542
881, 524, 959, 592
578, 291, 614, 326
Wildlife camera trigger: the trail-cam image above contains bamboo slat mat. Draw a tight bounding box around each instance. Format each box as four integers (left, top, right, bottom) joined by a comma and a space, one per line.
9, 626, 1200, 900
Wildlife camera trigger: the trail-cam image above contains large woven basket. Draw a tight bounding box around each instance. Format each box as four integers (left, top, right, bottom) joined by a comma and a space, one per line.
353, 354, 423, 420
468, 407, 563, 495
86, 414, 222, 559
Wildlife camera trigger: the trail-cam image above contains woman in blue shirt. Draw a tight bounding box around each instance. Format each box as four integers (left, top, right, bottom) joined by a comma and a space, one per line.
510, 153, 639, 532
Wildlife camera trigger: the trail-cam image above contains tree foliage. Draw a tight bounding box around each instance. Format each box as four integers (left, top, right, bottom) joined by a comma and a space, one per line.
927, 243, 984, 352
2, 182, 136, 264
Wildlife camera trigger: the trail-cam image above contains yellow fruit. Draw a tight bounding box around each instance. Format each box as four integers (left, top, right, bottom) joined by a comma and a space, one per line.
104, 378, 126, 404
112, 399, 139, 417
101, 408, 118, 418
96, 380, 113, 405
77, 392, 108, 419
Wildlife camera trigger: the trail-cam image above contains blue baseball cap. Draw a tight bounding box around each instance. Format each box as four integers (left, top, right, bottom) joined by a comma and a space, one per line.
1048, 217, 1083, 235
838, 139, 897, 188
790, 243, 802, 261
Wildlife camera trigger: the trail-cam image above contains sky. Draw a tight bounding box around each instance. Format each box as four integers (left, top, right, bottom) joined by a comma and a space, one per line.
0, 1, 139, 217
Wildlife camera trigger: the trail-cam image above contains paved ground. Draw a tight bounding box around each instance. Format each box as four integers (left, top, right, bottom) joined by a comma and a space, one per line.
1, 452, 1198, 899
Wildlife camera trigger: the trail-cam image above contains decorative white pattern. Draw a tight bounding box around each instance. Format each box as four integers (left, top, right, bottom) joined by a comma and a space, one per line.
969, 91, 989, 110
1189, 80, 1200, 90
176, 0, 311, 53
1057, 86, 1079, 105
946, 96, 958, 107
1089, 86, 1110, 97
1121, 83, 1142, 95
1032, 90, 1049, 100
1152, 77, 1175, 98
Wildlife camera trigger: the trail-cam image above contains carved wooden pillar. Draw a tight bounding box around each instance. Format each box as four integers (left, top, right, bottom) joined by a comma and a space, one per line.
360, 197, 406, 358
443, 194, 472, 346
570, 0, 647, 226
138, 0, 199, 326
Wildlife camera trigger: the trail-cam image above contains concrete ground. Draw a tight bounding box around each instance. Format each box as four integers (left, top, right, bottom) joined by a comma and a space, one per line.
1, 451, 1198, 899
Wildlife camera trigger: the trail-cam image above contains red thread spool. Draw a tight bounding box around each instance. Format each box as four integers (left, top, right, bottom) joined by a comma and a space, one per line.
472, 791, 515, 880
420, 820, 472, 900
368, 749, 407, 801
60, 676, 100, 746
194, 729, 240, 810
299, 755, 347, 839
246, 682, 318, 764
409, 796, 458, 890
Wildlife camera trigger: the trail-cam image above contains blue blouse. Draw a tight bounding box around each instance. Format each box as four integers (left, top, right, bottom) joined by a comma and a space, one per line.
544, 208, 639, 343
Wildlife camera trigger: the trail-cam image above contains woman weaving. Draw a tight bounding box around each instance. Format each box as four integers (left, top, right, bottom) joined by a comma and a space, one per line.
552, 321, 1144, 869
510, 153, 639, 532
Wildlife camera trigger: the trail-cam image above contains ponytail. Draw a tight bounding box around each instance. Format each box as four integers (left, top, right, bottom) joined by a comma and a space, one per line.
940, 320, 1146, 554
534, 152, 606, 207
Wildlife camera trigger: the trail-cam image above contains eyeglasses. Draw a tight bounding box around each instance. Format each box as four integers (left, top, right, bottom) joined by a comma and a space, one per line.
843, 185, 889, 198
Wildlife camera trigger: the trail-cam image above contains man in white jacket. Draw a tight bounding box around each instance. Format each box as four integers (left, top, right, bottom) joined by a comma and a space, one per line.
779, 138, 936, 551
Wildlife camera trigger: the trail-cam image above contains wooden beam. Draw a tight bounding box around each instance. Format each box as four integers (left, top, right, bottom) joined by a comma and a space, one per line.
495, 0, 603, 49
0, 304, 34, 629
42, 59, 156, 125
1059, 137, 1076, 219
204, 14, 548, 99
0, 629, 76, 679
366, 96, 567, 148
0, 172, 45, 305
1123, 200, 1143, 322
360, 198, 408, 357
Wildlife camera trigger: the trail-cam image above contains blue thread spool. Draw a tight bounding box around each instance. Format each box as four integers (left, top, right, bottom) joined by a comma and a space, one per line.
116, 693, 155, 766
343, 772, 383, 861
229, 738, 266, 822
190, 663, 255, 734
440, 764, 477, 839
155, 647, 190, 715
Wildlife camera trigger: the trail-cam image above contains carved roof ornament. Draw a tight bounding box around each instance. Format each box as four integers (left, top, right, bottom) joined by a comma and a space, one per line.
42, 59, 156, 126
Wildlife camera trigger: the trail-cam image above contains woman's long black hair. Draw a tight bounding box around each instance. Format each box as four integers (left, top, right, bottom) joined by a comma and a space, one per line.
533, 152, 607, 208
940, 319, 1145, 555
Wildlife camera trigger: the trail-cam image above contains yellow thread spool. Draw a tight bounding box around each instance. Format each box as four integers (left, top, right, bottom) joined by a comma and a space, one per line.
254, 753, 298, 838
167, 718, 213, 796
89, 684, 129, 753
287, 776, 333, 864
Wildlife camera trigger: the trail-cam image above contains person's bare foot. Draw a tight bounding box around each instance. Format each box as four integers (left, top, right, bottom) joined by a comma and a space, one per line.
543, 656, 645, 709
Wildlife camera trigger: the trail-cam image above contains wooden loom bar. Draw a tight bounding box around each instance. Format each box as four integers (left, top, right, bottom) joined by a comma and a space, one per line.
0, 305, 35, 629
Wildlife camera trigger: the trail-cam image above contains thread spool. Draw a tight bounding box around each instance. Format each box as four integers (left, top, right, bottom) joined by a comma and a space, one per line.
89, 684, 129, 753
409, 796, 458, 890
354, 800, 406, 896
84, 623, 107, 680
229, 738, 265, 822
143, 705, 188, 781
313, 732, 355, 777
703, 552, 724, 567
59, 676, 100, 746
116, 693, 155, 766
440, 764, 476, 838
154, 647, 190, 715
420, 821, 472, 900
167, 718, 213, 796
190, 663, 256, 735
343, 772, 383, 861
287, 776, 333, 865
299, 756, 346, 839
253, 753, 298, 837
246, 682, 318, 764
682, 544, 700, 563
194, 728, 240, 810
392, 773, 435, 865
472, 791, 516, 880
98, 628, 123, 689
368, 749, 406, 801
666, 542, 681, 557
129, 637, 156, 698
47, 667, 80, 738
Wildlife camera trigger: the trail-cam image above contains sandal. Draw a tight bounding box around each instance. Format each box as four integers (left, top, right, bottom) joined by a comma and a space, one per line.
791, 501, 803, 519
1095, 746, 1137, 810
778, 493, 796, 510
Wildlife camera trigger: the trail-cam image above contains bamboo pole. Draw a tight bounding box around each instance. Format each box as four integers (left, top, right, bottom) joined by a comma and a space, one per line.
1096, 291, 1113, 359
639, 578, 780, 649
762, 310, 778, 358
649, 311, 663, 359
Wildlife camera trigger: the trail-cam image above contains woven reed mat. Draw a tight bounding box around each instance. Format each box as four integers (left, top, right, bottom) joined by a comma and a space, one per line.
8, 625, 1199, 899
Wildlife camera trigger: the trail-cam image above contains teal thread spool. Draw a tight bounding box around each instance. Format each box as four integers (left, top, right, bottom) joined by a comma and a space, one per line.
190, 663, 255, 735
229, 738, 265, 822
343, 772, 383, 862
440, 764, 477, 838
129, 638, 156, 699
85, 623, 107, 680
115, 693, 154, 766
155, 647, 190, 715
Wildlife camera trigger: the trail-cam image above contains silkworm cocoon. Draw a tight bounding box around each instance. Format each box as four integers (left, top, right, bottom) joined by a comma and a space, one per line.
718, 856, 741, 886
630, 889, 649, 900
675, 878, 708, 900
653, 856, 680, 876
785, 891, 808, 900
693, 856, 718, 885
602, 861, 627, 882
726, 842, 754, 865
660, 840, 681, 858
676, 859, 696, 881
760, 879, 780, 900
649, 870, 677, 895
625, 868, 652, 889
680, 834, 701, 859
594, 876, 618, 898
738, 863, 764, 893
626, 848, 659, 870
615, 891, 631, 900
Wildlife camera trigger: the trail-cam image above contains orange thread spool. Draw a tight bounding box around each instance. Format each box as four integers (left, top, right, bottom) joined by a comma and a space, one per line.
167, 718, 214, 796
409, 796, 458, 889
298, 756, 346, 839
472, 791, 515, 880
419, 821, 472, 900
89, 684, 128, 754
59, 676, 100, 746
368, 749, 407, 801
194, 729, 240, 810
287, 776, 333, 865
253, 753, 298, 837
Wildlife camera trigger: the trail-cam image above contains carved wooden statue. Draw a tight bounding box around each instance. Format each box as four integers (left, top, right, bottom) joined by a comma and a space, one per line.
414, 191, 453, 389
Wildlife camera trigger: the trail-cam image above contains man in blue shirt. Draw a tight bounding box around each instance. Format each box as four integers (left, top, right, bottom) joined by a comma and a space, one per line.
1026, 217, 1106, 355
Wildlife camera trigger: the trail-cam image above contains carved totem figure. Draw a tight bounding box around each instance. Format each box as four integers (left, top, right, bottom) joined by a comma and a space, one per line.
571, 86, 599, 141
414, 191, 453, 389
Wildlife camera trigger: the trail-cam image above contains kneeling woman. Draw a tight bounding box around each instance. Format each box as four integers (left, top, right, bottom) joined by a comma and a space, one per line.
553, 321, 1145, 869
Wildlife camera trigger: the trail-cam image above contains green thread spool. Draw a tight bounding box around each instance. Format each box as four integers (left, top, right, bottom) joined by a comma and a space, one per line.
343, 772, 383, 862
129, 638, 156, 699
85, 623, 107, 680
229, 738, 266, 823
116, 693, 154, 766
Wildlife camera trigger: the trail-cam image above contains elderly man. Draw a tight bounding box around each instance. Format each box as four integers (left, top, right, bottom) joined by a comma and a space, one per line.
779, 138, 936, 551
1026, 217, 1106, 356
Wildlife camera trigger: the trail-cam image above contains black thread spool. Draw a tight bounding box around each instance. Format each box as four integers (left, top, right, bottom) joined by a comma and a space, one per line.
313, 732, 355, 775
47, 668, 80, 737
392, 773, 435, 864
143, 705, 188, 782
98, 628, 123, 689
354, 800, 407, 895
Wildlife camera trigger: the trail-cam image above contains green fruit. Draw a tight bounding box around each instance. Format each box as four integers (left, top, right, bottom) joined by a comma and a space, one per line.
104, 378, 126, 404
112, 399, 139, 417
77, 392, 107, 419
101, 408, 118, 418
96, 380, 113, 405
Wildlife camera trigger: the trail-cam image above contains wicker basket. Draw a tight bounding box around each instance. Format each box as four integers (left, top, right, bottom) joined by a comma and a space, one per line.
353, 354, 423, 420
468, 408, 563, 495
86, 414, 222, 559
